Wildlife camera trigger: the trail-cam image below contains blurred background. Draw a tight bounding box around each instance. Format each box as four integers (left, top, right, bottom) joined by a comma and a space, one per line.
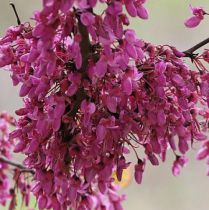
1, 0, 209, 210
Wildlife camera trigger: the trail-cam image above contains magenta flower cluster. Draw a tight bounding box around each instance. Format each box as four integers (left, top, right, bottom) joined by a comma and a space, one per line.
0, 1, 208, 210
0, 112, 31, 210
0, 113, 15, 206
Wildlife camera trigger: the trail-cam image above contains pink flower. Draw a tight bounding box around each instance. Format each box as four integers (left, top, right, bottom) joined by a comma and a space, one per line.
185, 16, 202, 28
196, 141, 209, 160
122, 77, 132, 95
106, 96, 118, 113
116, 156, 130, 181
38, 195, 48, 209
122, 67, 143, 95
80, 12, 95, 26
94, 57, 108, 78
202, 50, 209, 63
184, 5, 206, 28
69, 39, 82, 69
81, 100, 96, 126
125, 0, 149, 19
125, 30, 137, 44
137, 5, 149, 20
125, 0, 137, 17
96, 125, 106, 142
134, 159, 145, 184
67, 73, 81, 96
172, 156, 188, 176
60, 0, 74, 13
157, 109, 166, 126
107, 1, 123, 15
0, 46, 14, 67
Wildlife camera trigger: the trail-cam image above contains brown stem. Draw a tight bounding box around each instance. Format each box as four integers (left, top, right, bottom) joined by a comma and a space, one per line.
69, 87, 86, 117
78, 18, 91, 74
68, 10, 92, 117
183, 37, 209, 58
0, 157, 34, 174
10, 3, 21, 25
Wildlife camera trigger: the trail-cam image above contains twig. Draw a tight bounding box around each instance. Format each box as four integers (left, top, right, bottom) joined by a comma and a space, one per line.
183, 37, 209, 58
67, 9, 92, 118
78, 16, 91, 74
0, 157, 34, 174
10, 3, 21, 25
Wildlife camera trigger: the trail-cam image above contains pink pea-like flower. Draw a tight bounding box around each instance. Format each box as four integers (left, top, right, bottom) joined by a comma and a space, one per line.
134, 159, 145, 184
137, 5, 149, 20
196, 141, 209, 160
81, 100, 96, 126
172, 156, 188, 176
80, 12, 95, 26
106, 1, 123, 15
202, 50, 209, 63
125, 0, 137, 17
38, 195, 48, 210
0, 46, 14, 67
184, 5, 206, 28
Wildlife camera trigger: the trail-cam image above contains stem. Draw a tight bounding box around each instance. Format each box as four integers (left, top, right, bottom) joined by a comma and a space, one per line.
78, 17, 91, 74
0, 157, 34, 174
69, 88, 86, 117
183, 37, 209, 57
68, 9, 92, 118
10, 3, 21, 25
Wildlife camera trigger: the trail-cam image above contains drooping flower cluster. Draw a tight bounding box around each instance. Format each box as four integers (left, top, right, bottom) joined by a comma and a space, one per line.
0, 112, 32, 209
0, 1, 209, 210
0, 112, 14, 206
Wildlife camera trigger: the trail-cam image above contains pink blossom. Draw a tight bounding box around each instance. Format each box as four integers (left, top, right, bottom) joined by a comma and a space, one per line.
185, 5, 206, 28
134, 159, 145, 184
137, 5, 149, 20
125, 0, 137, 17
106, 1, 123, 15
80, 12, 95, 26
67, 73, 81, 96
38, 195, 48, 209
96, 125, 106, 144
81, 100, 96, 126
172, 156, 188, 176
94, 57, 108, 78
0, 46, 14, 67
106, 96, 118, 113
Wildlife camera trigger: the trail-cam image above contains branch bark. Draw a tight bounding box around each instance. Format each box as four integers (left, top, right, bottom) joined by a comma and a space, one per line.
183, 37, 209, 58
68, 10, 92, 117
78, 17, 91, 75
0, 157, 35, 174
10, 3, 21, 25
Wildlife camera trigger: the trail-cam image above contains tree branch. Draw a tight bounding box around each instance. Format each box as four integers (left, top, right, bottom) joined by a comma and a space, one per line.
78, 17, 91, 74
0, 157, 34, 174
183, 37, 209, 58
10, 3, 21, 25
67, 10, 92, 118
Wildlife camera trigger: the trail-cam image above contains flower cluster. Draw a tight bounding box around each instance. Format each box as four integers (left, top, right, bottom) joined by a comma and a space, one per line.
0, 112, 14, 206
0, 1, 209, 210
0, 112, 32, 210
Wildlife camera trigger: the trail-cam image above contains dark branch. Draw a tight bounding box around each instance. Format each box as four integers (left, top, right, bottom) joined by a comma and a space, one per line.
183, 37, 209, 58
0, 157, 34, 174
10, 3, 21, 25
67, 9, 92, 118
77, 12, 91, 76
